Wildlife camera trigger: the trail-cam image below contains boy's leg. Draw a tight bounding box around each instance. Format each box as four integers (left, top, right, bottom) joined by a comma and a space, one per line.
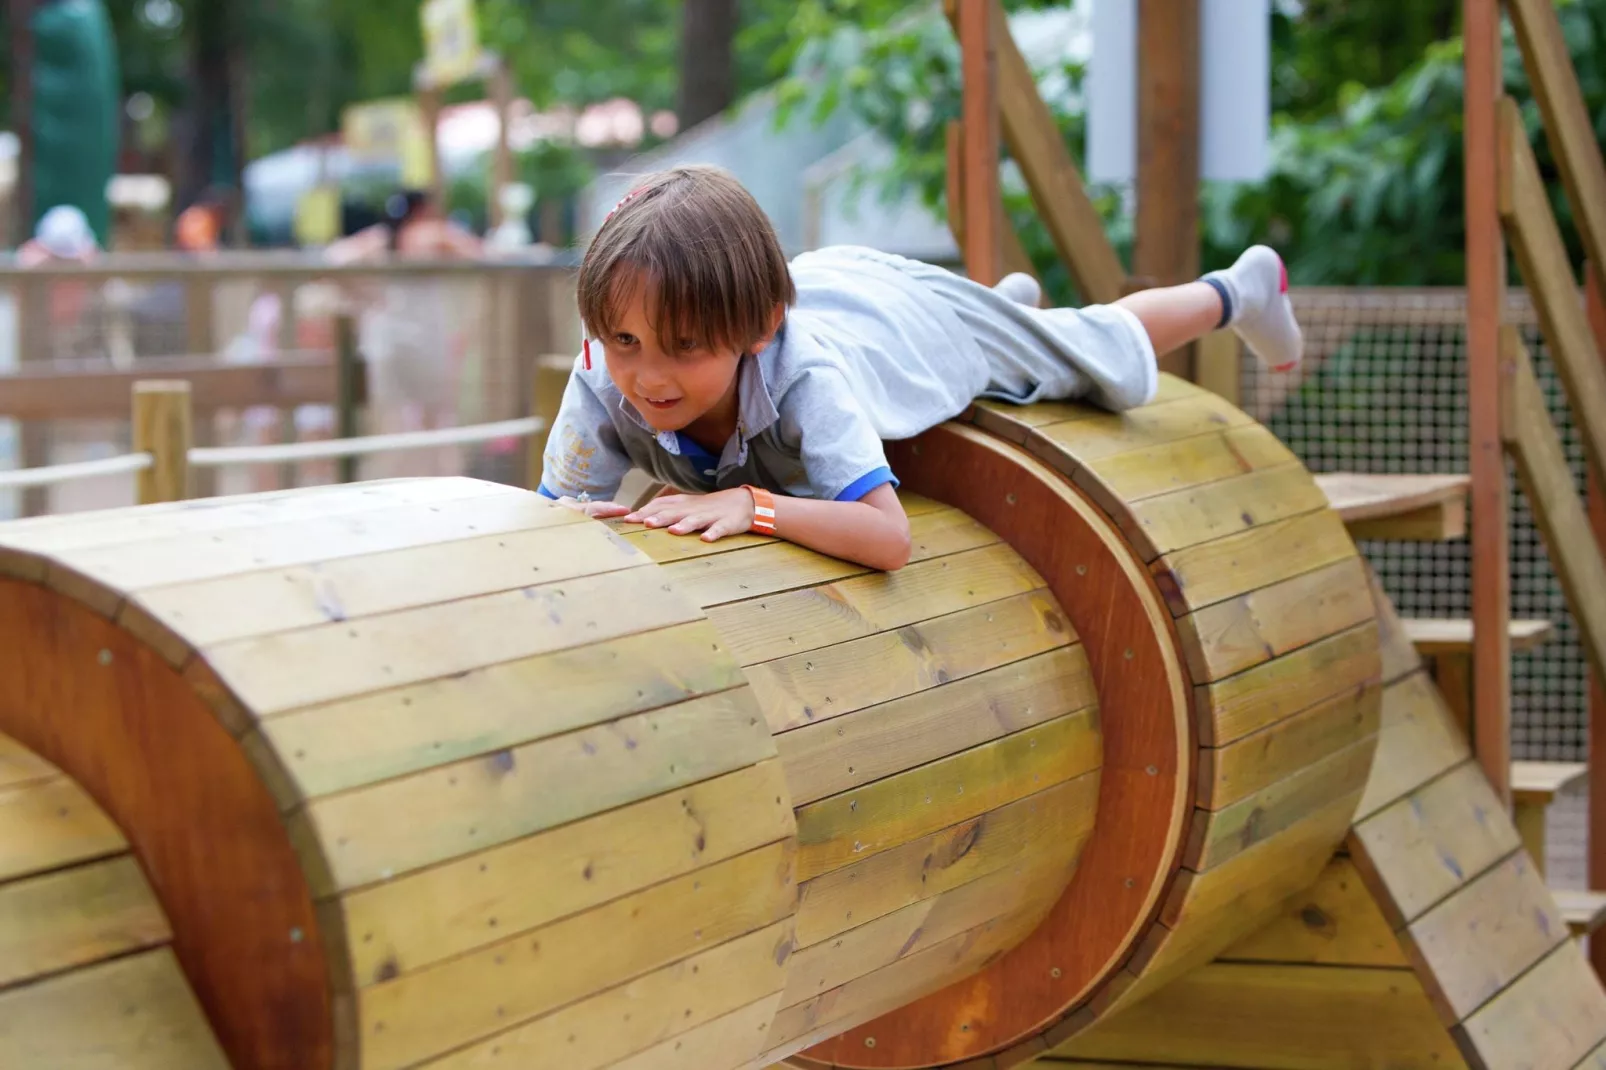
1114, 245, 1303, 373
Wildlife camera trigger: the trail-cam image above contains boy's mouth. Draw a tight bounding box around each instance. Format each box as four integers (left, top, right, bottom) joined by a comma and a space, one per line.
641, 395, 682, 411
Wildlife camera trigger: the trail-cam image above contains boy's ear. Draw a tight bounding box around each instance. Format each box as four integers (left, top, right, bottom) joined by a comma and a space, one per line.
751, 303, 786, 354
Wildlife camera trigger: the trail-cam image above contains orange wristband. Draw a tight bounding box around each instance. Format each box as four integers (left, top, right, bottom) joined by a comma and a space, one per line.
744, 485, 777, 536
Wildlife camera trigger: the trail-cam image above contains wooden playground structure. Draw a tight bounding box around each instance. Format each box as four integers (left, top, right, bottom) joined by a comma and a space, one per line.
2, 0, 1606, 1068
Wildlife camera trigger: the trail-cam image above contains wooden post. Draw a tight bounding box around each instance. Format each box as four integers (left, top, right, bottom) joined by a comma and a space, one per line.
957, 0, 1003, 287
15, 275, 49, 516
275, 280, 300, 490
132, 381, 193, 505
527, 354, 572, 492
185, 277, 218, 497
335, 314, 362, 485
1136, 0, 1201, 380
1587, 261, 1606, 981
1465, 0, 1512, 805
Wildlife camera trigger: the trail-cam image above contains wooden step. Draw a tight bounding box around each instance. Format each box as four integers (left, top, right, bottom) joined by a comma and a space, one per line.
1511, 760, 1588, 880
1315, 473, 1470, 541
1552, 888, 1606, 939
1403, 617, 1556, 656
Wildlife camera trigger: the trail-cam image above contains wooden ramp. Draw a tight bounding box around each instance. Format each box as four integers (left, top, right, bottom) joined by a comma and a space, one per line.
1045, 571, 1606, 1070
0, 732, 229, 1070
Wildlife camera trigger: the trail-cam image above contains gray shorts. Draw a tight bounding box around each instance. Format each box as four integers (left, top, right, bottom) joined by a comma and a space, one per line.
893, 258, 1159, 412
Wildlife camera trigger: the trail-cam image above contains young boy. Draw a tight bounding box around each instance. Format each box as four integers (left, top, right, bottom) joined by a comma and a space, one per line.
538, 165, 1300, 571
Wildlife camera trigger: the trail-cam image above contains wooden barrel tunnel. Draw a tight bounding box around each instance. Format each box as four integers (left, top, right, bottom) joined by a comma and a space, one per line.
0, 375, 1383, 1070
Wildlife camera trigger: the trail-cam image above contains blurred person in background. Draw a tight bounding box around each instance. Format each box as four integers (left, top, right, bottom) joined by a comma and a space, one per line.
326, 189, 483, 479
17, 205, 113, 364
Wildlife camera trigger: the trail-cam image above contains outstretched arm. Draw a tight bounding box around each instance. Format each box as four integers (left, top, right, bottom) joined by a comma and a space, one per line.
620, 484, 911, 571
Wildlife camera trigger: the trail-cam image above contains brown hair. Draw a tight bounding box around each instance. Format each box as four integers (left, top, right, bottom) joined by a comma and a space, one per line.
578, 165, 796, 354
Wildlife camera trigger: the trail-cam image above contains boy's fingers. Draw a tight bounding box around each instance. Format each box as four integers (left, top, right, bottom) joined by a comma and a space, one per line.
584, 502, 631, 518
667, 515, 710, 535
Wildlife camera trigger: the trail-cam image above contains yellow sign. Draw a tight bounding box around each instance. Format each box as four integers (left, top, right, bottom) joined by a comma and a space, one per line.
342, 98, 435, 188
421, 0, 482, 87
294, 185, 341, 246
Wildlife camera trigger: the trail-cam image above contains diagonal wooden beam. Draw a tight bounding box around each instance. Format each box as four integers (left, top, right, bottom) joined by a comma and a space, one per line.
1499, 95, 1606, 493
1505, 0, 1606, 284
943, 0, 1126, 305
1500, 326, 1606, 693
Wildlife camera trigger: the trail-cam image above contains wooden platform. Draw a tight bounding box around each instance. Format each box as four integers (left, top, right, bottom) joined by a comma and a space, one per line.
0, 733, 228, 1070
1403, 617, 1556, 656
1315, 473, 1470, 541
1045, 570, 1606, 1070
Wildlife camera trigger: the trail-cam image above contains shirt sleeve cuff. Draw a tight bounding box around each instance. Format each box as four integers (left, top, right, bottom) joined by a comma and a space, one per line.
834, 466, 900, 502
536, 483, 561, 499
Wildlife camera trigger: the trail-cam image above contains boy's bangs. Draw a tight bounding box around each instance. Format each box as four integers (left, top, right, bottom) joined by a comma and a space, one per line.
595, 254, 738, 354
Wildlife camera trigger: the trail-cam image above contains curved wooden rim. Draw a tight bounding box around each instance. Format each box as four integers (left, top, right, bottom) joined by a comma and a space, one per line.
0, 570, 333, 1070
797, 422, 1194, 1068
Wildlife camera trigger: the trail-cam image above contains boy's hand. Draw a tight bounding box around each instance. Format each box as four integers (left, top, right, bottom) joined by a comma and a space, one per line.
556, 496, 631, 519
623, 489, 756, 542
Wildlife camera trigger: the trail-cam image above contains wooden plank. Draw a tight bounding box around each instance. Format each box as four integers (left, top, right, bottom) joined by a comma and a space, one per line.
49, 489, 586, 597
1055, 962, 1464, 1070
1120, 463, 1329, 561
777, 645, 1094, 806
795, 709, 1100, 880
1111, 789, 1364, 1013
0, 777, 126, 884
1351, 761, 1522, 929
1452, 942, 1606, 1070
294, 688, 774, 894
1502, 330, 1606, 698
783, 857, 1069, 1007
663, 507, 1002, 608
1354, 670, 1472, 821
1177, 556, 1376, 682
938, 0, 1125, 306
1199, 682, 1381, 810
1151, 510, 1357, 616
0, 732, 57, 792
1405, 617, 1555, 656
1220, 856, 1408, 968
1512, 760, 1588, 805
958, 0, 1003, 286
1315, 472, 1471, 523
794, 774, 1099, 947
1347, 499, 1469, 542
1575, 1039, 1606, 1070
746, 590, 1073, 734
1507, 0, 1606, 280
1075, 424, 1298, 506
1195, 621, 1381, 747
1135, 0, 1202, 377
336, 760, 794, 984
205, 564, 702, 717
971, 377, 1205, 438
1369, 564, 1424, 685
418, 920, 794, 1070
1501, 96, 1606, 492
762, 908, 1038, 1058
0, 353, 347, 420
0, 948, 230, 1070
256, 619, 745, 803
1187, 736, 1376, 870
1030, 391, 1253, 468
355, 841, 796, 1070
707, 542, 1046, 667
0, 856, 171, 990
127, 520, 645, 651
1400, 849, 1567, 1023
1554, 889, 1606, 937
608, 993, 782, 1070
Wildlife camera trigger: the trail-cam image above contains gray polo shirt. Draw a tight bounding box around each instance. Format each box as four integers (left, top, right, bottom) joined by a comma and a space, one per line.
538, 247, 993, 503
536, 245, 1157, 503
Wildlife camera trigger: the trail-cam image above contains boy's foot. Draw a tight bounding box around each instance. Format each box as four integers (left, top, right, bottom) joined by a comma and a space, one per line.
993, 272, 1042, 308
1202, 246, 1303, 373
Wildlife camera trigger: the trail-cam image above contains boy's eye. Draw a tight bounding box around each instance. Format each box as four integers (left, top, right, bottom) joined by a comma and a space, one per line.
677, 339, 700, 352
613, 333, 638, 347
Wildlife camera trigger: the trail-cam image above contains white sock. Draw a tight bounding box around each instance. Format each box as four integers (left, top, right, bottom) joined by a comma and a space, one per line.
1202, 246, 1303, 373
993, 272, 1042, 308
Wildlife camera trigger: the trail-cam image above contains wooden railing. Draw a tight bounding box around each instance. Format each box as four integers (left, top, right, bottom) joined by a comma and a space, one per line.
1473, 0, 1606, 978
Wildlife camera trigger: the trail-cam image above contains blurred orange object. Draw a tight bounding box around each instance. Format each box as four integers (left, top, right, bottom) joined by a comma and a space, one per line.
175, 204, 220, 251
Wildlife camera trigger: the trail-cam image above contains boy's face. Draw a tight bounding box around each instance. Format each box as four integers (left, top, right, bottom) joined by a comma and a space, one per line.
600, 272, 745, 435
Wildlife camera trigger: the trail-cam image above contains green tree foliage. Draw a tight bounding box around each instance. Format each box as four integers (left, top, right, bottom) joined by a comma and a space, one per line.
778, 0, 1606, 293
